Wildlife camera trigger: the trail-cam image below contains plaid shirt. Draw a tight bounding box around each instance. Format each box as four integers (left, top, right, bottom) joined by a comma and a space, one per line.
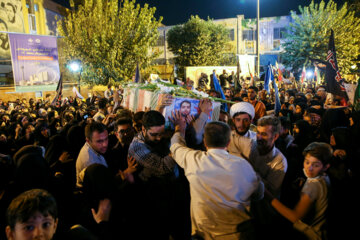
128, 132, 176, 181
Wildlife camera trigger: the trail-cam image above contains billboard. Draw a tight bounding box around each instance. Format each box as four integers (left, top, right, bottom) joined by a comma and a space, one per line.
9, 33, 60, 92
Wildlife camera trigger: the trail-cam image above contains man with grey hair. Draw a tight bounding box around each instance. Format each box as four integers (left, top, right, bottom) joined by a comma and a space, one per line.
170, 111, 264, 239
250, 115, 287, 197
249, 115, 288, 239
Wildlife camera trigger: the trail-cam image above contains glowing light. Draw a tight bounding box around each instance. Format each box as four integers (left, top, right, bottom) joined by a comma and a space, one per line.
306, 71, 313, 78
69, 62, 80, 72
351, 65, 356, 69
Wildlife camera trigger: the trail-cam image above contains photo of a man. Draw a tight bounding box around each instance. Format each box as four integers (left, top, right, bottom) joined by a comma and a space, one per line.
179, 100, 191, 117
164, 97, 221, 130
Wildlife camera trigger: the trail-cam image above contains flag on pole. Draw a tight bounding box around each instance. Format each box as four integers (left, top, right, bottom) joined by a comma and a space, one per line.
213, 73, 228, 112
51, 76, 63, 107
300, 66, 306, 84
134, 62, 141, 83
72, 86, 84, 99
325, 29, 348, 101
264, 62, 274, 94
264, 63, 281, 115
276, 61, 283, 82
273, 73, 281, 115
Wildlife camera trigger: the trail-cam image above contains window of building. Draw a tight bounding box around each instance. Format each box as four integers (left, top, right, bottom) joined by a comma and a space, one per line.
243, 29, 256, 41
228, 29, 235, 41
273, 27, 287, 39
156, 35, 165, 46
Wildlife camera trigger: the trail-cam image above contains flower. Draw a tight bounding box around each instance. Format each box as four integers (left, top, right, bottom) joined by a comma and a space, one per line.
193, 89, 209, 98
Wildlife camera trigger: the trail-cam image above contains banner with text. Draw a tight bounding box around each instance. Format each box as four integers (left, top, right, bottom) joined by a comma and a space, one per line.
9, 33, 60, 92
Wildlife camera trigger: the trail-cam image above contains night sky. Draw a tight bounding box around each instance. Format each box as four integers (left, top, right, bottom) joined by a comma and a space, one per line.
53, 0, 347, 26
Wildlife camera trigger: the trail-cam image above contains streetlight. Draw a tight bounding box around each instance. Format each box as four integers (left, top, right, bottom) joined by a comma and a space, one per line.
68, 60, 82, 93
306, 71, 313, 78
256, 0, 260, 77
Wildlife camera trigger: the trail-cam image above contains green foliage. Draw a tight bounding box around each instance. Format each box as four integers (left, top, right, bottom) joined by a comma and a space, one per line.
166, 16, 230, 78
281, 0, 360, 75
57, 0, 162, 85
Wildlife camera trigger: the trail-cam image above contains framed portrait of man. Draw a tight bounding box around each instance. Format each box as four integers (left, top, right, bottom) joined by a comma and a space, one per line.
164, 97, 221, 129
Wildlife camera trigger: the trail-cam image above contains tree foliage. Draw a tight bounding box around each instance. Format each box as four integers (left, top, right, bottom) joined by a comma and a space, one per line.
58, 0, 162, 85
281, 0, 360, 75
167, 16, 230, 78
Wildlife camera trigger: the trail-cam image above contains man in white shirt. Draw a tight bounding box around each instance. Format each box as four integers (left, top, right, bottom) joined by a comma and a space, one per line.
76, 122, 109, 187
104, 84, 113, 100
170, 115, 264, 239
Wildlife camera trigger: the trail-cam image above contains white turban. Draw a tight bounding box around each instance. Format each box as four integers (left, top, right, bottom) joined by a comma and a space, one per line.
230, 102, 255, 119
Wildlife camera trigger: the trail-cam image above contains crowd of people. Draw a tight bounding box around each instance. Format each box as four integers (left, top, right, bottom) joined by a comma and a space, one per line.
0, 78, 359, 240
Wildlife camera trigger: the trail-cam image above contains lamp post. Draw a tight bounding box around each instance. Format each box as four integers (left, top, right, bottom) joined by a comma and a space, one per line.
256, 0, 260, 77
68, 61, 82, 93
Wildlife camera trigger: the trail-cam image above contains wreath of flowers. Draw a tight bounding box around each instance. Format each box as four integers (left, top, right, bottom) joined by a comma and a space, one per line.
120, 79, 234, 104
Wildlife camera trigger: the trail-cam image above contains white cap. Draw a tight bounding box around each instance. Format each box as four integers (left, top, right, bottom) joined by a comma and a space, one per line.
230, 102, 255, 119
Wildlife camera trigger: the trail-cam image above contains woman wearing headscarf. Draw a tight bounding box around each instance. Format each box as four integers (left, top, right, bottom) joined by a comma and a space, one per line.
320, 108, 349, 143
34, 121, 51, 148
280, 120, 315, 208
73, 164, 117, 240
15, 123, 35, 150
293, 102, 307, 122
326, 126, 358, 239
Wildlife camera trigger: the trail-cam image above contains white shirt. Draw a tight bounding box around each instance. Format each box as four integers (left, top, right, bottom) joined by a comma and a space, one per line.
76, 142, 108, 187
228, 130, 256, 161
170, 132, 264, 238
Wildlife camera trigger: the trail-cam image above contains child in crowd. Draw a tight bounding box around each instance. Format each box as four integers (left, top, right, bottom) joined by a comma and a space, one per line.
5, 189, 58, 240
265, 142, 332, 239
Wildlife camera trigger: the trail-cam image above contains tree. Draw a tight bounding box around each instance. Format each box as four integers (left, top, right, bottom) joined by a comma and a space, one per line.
281, 0, 360, 75
58, 0, 162, 85
167, 16, 230, 79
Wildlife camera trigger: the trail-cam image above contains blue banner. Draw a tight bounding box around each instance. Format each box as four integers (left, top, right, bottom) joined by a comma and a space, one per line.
9, 33, 60, 92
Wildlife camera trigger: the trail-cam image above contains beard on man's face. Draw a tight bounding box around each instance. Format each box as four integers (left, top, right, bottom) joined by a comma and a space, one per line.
144, 134, 160, 147
235, 127, 247, 136
234, 122, 250, 136
144, 133, 170, 157
256, 139, 273, 154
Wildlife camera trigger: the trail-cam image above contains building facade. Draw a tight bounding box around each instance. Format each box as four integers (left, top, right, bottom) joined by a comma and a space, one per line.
153, 14, 292, 78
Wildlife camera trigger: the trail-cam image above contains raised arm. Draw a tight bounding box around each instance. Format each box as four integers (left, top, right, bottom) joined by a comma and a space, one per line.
192, 99, 212, 144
